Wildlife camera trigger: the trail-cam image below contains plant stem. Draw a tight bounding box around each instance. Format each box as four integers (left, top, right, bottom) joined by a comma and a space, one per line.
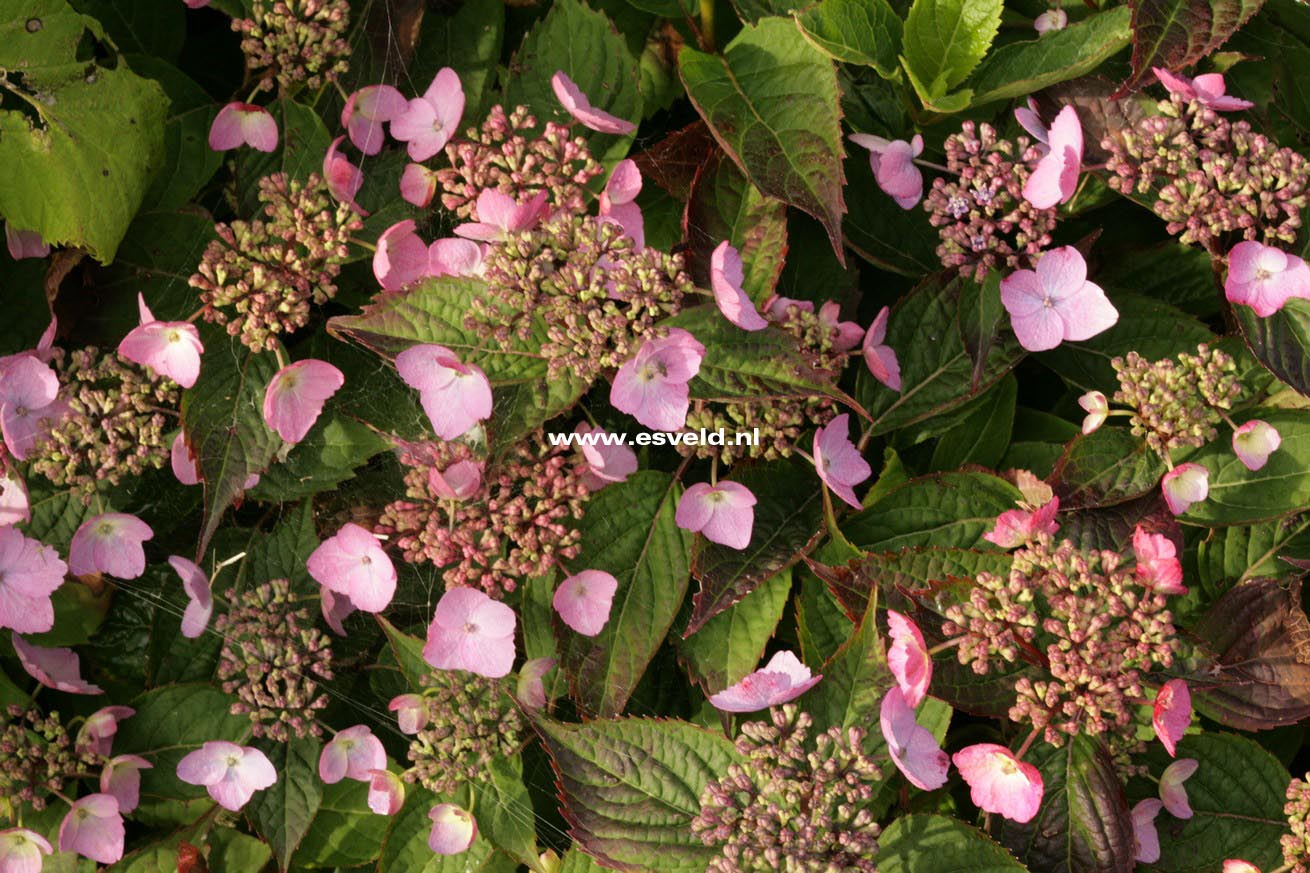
699, 0, 715, 51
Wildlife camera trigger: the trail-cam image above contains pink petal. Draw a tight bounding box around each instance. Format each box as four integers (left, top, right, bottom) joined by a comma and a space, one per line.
517, 657, 556, 710
1079, 390, 1108, 434
1132, 527, 1186, 595
952, 743, 1044, 823
1162, 463, 1209, 515
707, 650, 820, 712
428, 459, 483, 501
100, 754, 152, 814
389, 694, 429, 734
77, 706, 134, 757
390, 68, 464, 162
710, 242, 768, 331
319, 725, 386, 783
675, 481, 756, 550
263, 359, 344, 443
400, 163, 438, 208
1153, 679, 1191, 757
118, 319, 204, 388
1160, 758, 1198, 819
209, 103, 278, 152
0, 526, 65, 635
5, 226, 50, 260
610, 330, 704, 432
574, 423, 638, 490
168, 555, 213, 638
553, 569, 618, 636
367, 769, 405, 815
422, 587, 516, 678
887, 610, 932, 707
0, 465, 30, 527
58, 794, 124, 865
307, 523, 397, 613
342, 84, 407, 155
1224, 861, 1262, 873
12, 633, 102, 694
1233, 419, 1281, 471
429, 238, 484, 278
324, 136, 366, 214
551, 71, 635, 135
0, 828, 53, 871
428, 804, 477, 855
603, 159, 642, 205
171, 431, 200, 485
1132, 798, 1163, 863
394, 344, 494, 440
374, 220, 433, 290
813, 414, 871, 509
879, 687, 950, 790
1154, 67, 1197, 100
69, 513, 153, 579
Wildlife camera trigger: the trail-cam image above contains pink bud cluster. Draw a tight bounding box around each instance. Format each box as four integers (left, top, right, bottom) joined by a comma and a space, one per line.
1284, 775, 1310, 873
235, 0, 351, 96
0, 704, 99, 811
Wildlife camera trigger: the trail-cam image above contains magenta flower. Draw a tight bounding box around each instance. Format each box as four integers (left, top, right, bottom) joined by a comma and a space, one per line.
307, 522, 397, 613
887, 610, 932, 707
553, 569, 618, 637
5, 226, 50, 260
324, 136, 366, 214
849, 133, 925, 209
0, 465, 29, 527
599, 159, 645, 248
551, 71, 635, 135
709, 242, 768, 331
1153, 678, 1191, 757
118, 294, 204, 388
984, 497, 1060, 549
454, 189, 549, 242
341, 84, 408, 155
1159, 758, 1198, 819
11, 634, 102, 694
1000, 246, 1117, 352
0, 355, 59, 460
428, 803, 478, 855
167, 556, 213, 638
1225, 241, 1310, 317
574, 423, 638, 490
675, 481, 757, 550
394, 344, 494, 440
1033, 8, 1067, 33
183, 0, 210, 7
77, 706, 134, 757
391, 68, 465, 161
171, 432, 200, 485
1131, 798, 1163, 864
953, 744, 1044, 823
610, 328, 705, 431
423, 587, 517, 678
1078, 390, 1108, 434
69, 513, 153, 579
0, 526, 66, 635
208, 103, 278, 152
1154, 68, 1254, 111
1232, 419, 1281, 471
0, 827, 53, 871
880, 687, 950, 791
389, 693, 429, 735
57, 794, 123, 865
707, 650, 821, 713
818, 302, 864, 352
177, 741, 277, 811
1023, 105, 1082, 209
861, 307, 901, 391
367, 769, 405, 815
319, 725, 386, 784
400, 163, 438, 208
517, 657, 556, 710
99, 754, 152, 814
263, 359, 344, 443
1162, 463, 1209, 515
812, 414, 871, 510
1132, 527, 1186, 595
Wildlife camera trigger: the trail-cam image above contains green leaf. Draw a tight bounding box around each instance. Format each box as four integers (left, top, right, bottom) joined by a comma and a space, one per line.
1196, 514, 1310, 592
878, 815, 1027, 872
796, 571, 854, 666
1119, 0, 1265, 95
1050, 427, 1167, 509
473, 758, 540, 869
900, 0, 1002, 103
207, 828, 273, 873
808, 590, 890, 735
248, 735, 324, 871
1181, 410, 1310, 525
246, 412, 391, 502
535, 716, 743, 872
929, 375, 1016, 471
680, 17, 847, 260
377, 616, 431, 691
822, 546, 1011, 621
680, 568, 791, 693
410, 0, 505, 120
69, 0, 184, 60
1236, 297, 1310, 397
795, 0, 903, 78
295, 776, 390, 868
842, 152, 942, 277
842, 471, 1021, 552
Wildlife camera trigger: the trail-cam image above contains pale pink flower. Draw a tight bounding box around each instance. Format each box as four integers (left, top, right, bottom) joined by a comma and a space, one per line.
553, 570, 618, 637
1023, 105, 1083, 209
812, 414, 871, 510
0, 465, 29, 527
171, 432, 200, 485
952, 743, 1044, 823
1033, 8, 1067, 33
819, 302, 864, 352
394, 344, 493, 440
599, 159, 644, 248
263, 359, 344, 443
99, 754, 152, 814
1159, 758, 1198, 819
400, 163, 438, 208
984, 497, 1060, 549
0, 355, 59, 460
428, 459, 483, 501
208, 103, 277, 152
5, 226, 50, 260
610, 329, 705, 431
709, 241, 768, 331
367, 769, 405, 815
1162, 463, 1208, 515
58, 794, 123, 865
574, 423, 638, 490
887, 610, 932, 707
319, 725, 386, 784
1225, 241, 1310, 317
1133, 527, 1186, 595
1014, 98, 1050, 153
551, 71, 635, 135
77, 706, 134, 757
373, 222, 485, 290
707, 650, 821, 713
1224, 861, 1261, 873
861, 307, 901, 391
517, 657, 556, 710
167, 556, 213, 639
1233, 419, 1281, 471
454, 189, 548, 242
849, 133, 925, 209
429, 803, 478, 855
391, 68, 464, 161
118, 294, 204, 388
430, 238, 485, 278
0, 827, 53, 872
321, 588, 355, 636
1154, 68, 1254, 111
69, 513, 152, 579
177, 741, 277, 811
1153, 679, 1191, 757
1131, 798, 1163, 864
1078, 390, 1108, 434
879, 687, 950, 790
0, 527, 66, 635
307, 523, 397, 613
341, 84, 408, 155
423, 587, 517, 678
389, 694, 429, 735
324, 136, 366, 214
675, 481, 757, 550
1000, 246, 1117, 352
11, 634, 102, 694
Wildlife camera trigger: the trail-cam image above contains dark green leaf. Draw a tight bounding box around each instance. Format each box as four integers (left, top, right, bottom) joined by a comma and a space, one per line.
680, 568, 791, 693
929, 375, 1016, 471
411, 0, 504, 120
1236, 297, 1310, 397
1119, 0, 1265, 94
1050, 427, 1167, 509
795, 0, 903, 78
1181, 410, 1310, 525
842, 471, 1021, 552
295, 776, 390, 868
879, 815, 1027, 872
248, 735, 324, 871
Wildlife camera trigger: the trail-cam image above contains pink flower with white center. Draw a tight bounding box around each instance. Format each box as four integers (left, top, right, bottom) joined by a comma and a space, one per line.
574, 423, 638, 490
367, 769, 405, 815
429, 803, 478, 855
553, 570, 618, 637
454, 189, 549, 242
1233, 419, 1281, 471
394, 344, 494, 440
0, 827, 53, 871
11, 634, 102, 694
551, 71, 635, 135
400, 163, 438, 208
1224, 861, 1261, 873
177, 741, 278, 811
709, 241, 768, 331
391, 68, 464, 161
1131, 798, 1163, 863
599, 159, 644, 249
1033, 8, 1067, 33
342, 84, 408, 155
307, 523, 397, 613
952, 743, 1044, 823
887, 610, 932, 707
100, 754, 152, 814
812, 414, 872, 510
984, 497, 1060, 549
77, 706, 134, 757
610, 329, 705, 432
1133, 527, 1186, 595
879, 687, 950, 790
849, 133, 925, 209
1023, 105, 1083, 209
1000, 246, 1117, 352
319, 725, 386, 784
171, 432, 200, 485
1159, 758, 1198, 819
707, 650, 821, 712
0, 355, 59, 460
69, 513, 153, 580
263, 359, 344, 443
1078, 390, 1108, 434
321, 588, 355, 636
1153, 678, 1191, 757
0, 465, 29, 527
1162, 463, 1209, 515
1154, 68, 1254, 111
168, 556, 213, 639
5, 226, 50, 260
0, 527, 66, 635
423, 587, 517, 678
517, 657, 556, 710
675, 481, 757, 550
818, 302, 864, 352
208, 103, 278, 152
428, 459, 483, 501
1225, 241, 1310, 317
57, 794, 123, 865
389, 694, 429, 735
324, 136, 366, 214
118, 294, 204, 388
861, 306, 901, 391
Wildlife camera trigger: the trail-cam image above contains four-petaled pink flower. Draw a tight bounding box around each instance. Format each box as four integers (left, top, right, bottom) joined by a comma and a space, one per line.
391, 68, 465, 161
5, 226, 50, 260
1154, 68, 1254, 111
100, 754, 152, 814
849, 133, 925, 209
0, 526, 66, 635
428, 803, 478, 855
553, 570, 618, 637
1133, 527, 1186, 595
0, 827, 53, 871
374, 220, 483, 290
610, 328, 705, 432
77, 706, 134, 757
454, 189, 549, 242
308, 523, 397, 613
177, 741, 278, 811
984, 496, 1060, 549
423, 587, 517, 678
887, 610, 932, 707
208, 103, 278, 152
675, 481, 757, 550
367, 769, 405, 816
1153, 678, 1191, 757
599, 159, 644, 249
263, 359, 344, 443
1162, 463, 1208, 516
707, 650, 821, 713
118, 294, 204, 389
1224, 241, 1310, 317
394, 344, 494, 440
1000, 246, 1118, 352
0, 355, 60, 460
952, 743, 1044, 823
58, 794, 124, 865
324, 136, 366, 214
574, 423, 638, 490
879, 687, 950, 791
1023, 105, 1083, 209
342, 84, 408, 155
1078, 390, 1108, 434
169, 555, 213, 638
1232, 419, 1281, 471
389, 693, 429, 735
812, 414, 872, 510
70, 513, 153, 580
1131, 798, 1163, 864
862, 306, 901, 391
11, 633, 102, 694
320, 725, 387, 784
1159, 758, 1198, 819
709, 241, 768, 331
551, 71, 635, 135
400, 163, 438, 208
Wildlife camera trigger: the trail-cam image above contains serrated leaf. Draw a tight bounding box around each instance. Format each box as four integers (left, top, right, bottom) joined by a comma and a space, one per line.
901, 0, 1002, 102
1236, 297, 1310, 397
1119, 0, 1265, 95
878, 815, 1027, 872
930, 375, 1016, 471
796, 572, 854, 666
1196, 515, 1310, 593
680, 568, 791, 693
842, 471, 1022, 552
795, 0, 903, 78
1181, 410, 1310, 525
1050, 427, 1167, 509
808, 590, 891, 734
247, 412, 390, 502
822, 547, 1012, 621
474, 758, 540, 868
248, 735, 324, 871
411, 0, 504, 120
294, 776, 390, 868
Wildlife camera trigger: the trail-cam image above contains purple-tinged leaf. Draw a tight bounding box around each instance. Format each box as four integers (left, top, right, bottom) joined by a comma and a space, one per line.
1117, 0, 1265, 96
